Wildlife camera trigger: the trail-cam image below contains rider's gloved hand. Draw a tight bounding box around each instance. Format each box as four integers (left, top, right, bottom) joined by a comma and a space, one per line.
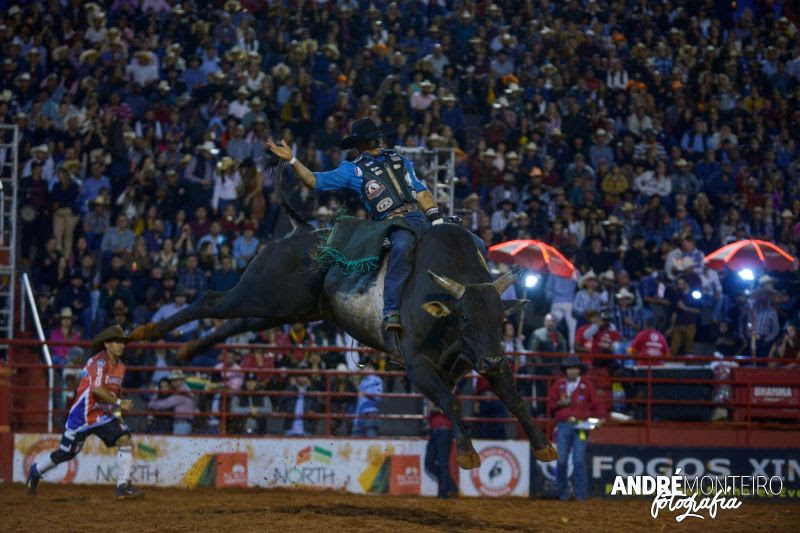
426, 207, 444, 225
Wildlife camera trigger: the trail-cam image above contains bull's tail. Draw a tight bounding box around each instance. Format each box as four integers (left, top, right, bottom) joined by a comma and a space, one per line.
275, 161, 313, 233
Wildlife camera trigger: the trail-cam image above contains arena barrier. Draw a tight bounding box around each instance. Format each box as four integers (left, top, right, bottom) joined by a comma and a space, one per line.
12, 433, 800, 500
532, 444, 800, 499
12, 433, 530, 498
4, 338, 800, 496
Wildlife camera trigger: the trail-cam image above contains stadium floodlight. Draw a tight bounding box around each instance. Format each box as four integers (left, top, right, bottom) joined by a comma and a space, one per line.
691, 290, 702, 300
524, 273, 540, 288
737, 268, 755, 282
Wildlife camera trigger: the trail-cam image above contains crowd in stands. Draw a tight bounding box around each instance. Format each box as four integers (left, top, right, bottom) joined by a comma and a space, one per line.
5, 0, 800, 435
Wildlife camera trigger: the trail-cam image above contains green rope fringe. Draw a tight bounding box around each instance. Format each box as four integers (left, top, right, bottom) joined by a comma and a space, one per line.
310, 245, 380, 275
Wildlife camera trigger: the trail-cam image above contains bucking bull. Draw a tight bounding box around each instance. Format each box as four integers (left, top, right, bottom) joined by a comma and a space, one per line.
130, 213, 558, 468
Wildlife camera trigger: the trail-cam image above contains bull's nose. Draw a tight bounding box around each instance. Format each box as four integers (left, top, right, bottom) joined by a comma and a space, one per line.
480, 356, 505, 370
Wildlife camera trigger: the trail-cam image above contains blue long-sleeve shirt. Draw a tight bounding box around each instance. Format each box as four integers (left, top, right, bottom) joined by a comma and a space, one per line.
355, 374, 383, 414
78, 175, 111, 213
232, 235, 259, 269
314, 152, 428, 220
573, 289, 604, 319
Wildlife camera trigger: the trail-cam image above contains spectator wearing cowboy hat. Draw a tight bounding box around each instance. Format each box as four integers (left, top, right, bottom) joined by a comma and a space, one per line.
150, 285, 198, 342
491, 198, 515, 240
311, 206, 334, 230
611, 288, 642, 343
48, 307, 83, 367
548, 355, 606, 501
211, 156, 243, 216
231, 372, 272, 435
572, 270, 604, 325
147, 369, 196, 435
589, 128, 614, 170
83, 195, 111, 251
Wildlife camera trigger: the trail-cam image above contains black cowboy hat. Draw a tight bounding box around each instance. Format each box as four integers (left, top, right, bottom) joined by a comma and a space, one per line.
560, 355, 587, 373
92, 324, 129, 353
341, 117, 381, 149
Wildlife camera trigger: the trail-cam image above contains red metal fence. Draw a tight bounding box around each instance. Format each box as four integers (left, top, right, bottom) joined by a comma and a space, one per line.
2, 338, 800, 444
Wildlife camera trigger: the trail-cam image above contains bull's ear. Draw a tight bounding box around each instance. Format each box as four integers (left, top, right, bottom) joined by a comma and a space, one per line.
503, 299, 529, 317
422, 301, 452, 318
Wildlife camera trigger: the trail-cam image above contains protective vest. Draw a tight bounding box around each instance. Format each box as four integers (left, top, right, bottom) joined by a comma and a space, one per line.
354, 149, 416, 219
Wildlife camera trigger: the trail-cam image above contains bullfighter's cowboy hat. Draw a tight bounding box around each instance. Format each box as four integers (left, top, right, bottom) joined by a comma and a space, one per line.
340, 117, 382, 149
560, 355, 587, 373
92, 325, 129, 353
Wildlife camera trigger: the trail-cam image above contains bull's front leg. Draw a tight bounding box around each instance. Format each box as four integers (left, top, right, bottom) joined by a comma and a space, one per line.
481, 361, 558, 462
405, 354, 481, 470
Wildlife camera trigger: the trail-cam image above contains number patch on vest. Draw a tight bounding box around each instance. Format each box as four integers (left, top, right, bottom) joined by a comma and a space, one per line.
376, 198, 394, 212
365, 180, 386, 200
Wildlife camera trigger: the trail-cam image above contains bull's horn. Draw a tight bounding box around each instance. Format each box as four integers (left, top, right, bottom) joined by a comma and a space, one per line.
428, 270, 465, 299
492, 269, 519, 295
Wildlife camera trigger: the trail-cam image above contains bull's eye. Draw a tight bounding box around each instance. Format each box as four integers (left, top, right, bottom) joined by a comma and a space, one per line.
461, 313, 469, 322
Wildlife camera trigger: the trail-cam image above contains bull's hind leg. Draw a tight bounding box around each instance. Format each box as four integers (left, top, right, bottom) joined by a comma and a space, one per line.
405, 353, 481, 470
130, 289, 266, 341
177, 317, 272, 360
481, 361, 559, 462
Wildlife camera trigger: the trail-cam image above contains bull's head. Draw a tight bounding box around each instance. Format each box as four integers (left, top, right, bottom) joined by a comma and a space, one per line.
422, 269, 527, 372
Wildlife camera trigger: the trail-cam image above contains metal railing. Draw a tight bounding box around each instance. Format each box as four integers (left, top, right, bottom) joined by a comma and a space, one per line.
3, 338, 800, 442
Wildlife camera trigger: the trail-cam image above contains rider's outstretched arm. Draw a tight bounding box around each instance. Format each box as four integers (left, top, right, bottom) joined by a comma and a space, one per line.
266, 139, 317, 189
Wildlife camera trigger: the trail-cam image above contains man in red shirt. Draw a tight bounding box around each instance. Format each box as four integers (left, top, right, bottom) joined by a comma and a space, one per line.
27, 325, 144, 500
548, 356, 606, 501
574, 310, 600, 354
629, 318, 669, 366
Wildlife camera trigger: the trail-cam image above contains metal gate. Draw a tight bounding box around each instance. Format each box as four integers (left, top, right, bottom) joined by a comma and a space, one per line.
0, 125, 18, 352
393, 146, 456, 216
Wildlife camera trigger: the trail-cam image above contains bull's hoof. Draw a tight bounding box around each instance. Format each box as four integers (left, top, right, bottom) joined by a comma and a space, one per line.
177, 339, 200, 361
129, 322, 158, 342
457, 450, 482, 470
533, 444, 559, 462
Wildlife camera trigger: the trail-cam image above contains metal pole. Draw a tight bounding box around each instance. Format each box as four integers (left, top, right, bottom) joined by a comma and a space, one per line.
19, 284, 25, 332
448, 148, 455, 217
22, 273, 53, 432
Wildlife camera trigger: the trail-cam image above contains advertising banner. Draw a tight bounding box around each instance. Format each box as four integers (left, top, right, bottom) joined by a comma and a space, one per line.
458, 440, 530, 497
13, 434, 449, 495
531, 444, 800, 499
732, 368, 800, 420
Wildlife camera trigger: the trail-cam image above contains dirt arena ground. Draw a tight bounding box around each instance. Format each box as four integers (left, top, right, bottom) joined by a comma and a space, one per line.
1, 484, 798, 533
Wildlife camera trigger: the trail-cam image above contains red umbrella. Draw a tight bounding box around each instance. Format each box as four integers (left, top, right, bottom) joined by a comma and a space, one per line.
488, 239, 575, 278
704, 239, 796, 272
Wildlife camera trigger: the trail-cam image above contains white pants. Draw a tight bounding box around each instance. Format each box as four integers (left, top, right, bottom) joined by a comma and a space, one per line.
550, 302, 577, 353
